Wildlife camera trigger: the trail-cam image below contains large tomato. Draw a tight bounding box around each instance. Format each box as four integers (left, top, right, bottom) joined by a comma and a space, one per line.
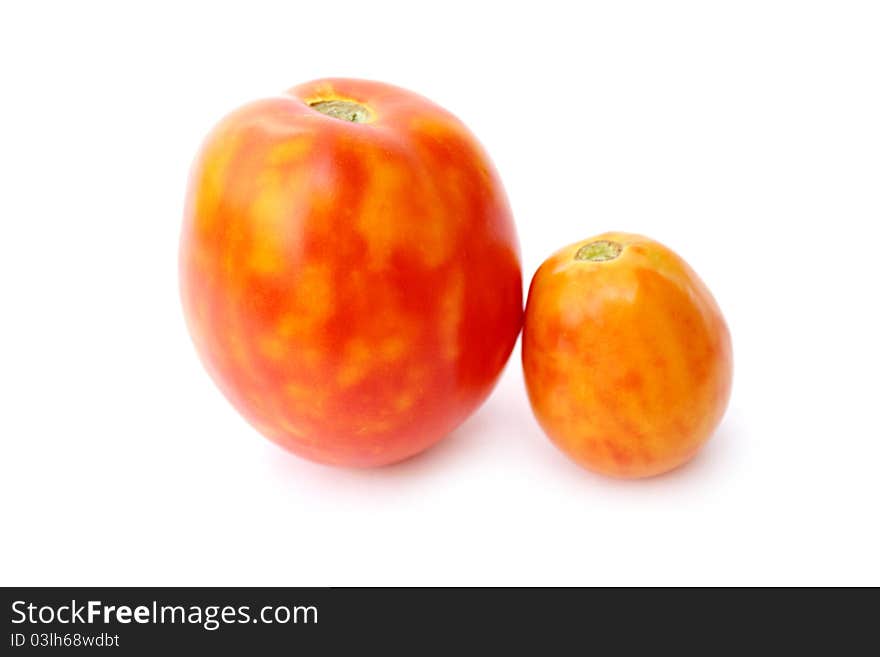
180, 78, 522, 467
522, 233, 732, 478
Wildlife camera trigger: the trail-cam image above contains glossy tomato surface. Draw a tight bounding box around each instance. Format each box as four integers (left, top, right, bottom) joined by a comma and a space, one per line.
180, 78, 522, 467
522, 232, 732, 478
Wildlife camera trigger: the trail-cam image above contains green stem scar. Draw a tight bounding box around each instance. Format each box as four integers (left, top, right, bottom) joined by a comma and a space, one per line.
574, 240, 623, 262
308, 100, 372, 123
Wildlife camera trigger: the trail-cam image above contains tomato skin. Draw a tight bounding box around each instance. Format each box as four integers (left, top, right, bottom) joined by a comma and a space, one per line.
522, 233, 732, 478
180, 78, 522, 467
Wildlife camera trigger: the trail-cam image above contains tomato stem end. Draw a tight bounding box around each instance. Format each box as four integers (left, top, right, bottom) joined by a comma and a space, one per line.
574, 240, 623, 262
308, 99, 372, 123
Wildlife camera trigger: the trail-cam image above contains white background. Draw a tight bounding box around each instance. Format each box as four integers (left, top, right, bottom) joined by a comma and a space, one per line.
1, 1, 878, 586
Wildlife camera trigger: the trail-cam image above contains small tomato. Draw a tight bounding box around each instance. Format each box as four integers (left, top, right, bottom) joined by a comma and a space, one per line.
522, 233, 732, 478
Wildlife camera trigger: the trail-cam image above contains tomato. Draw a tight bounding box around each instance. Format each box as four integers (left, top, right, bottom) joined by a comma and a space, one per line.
180, 78, 522, 467
522, 233, 732, 478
